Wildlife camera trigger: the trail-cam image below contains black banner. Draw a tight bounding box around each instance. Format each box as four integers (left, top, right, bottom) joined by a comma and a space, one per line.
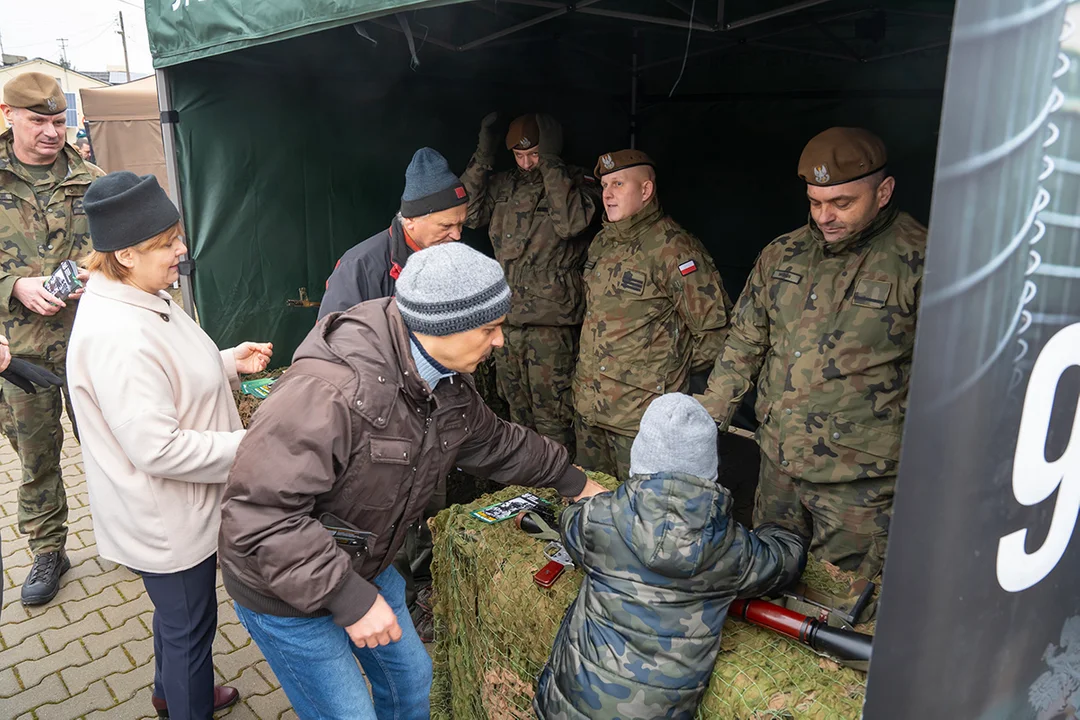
865, 0, 1080, 717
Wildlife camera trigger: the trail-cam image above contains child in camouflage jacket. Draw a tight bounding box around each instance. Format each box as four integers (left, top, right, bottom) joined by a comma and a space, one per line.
534, 393, 807, 720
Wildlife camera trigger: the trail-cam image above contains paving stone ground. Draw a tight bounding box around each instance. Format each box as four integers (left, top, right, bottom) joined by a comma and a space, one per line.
0, 414, 298, 720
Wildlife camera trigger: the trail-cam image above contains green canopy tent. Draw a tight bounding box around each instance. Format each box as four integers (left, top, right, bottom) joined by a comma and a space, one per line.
145, 0, 953, 363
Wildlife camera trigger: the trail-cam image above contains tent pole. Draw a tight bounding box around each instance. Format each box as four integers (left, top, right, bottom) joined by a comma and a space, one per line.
717, 0, 725, 27
459, 0, 602, 51
750, 40, 861, 62
630, 30, 638, 149
578, 8, 715, 32
725, 0, 836, 31
155, 68, 196, 318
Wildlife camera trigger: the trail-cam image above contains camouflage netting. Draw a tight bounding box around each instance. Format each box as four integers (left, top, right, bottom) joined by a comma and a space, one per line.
431, 478, 872, 720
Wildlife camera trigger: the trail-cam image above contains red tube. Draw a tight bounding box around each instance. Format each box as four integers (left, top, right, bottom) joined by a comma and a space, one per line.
729, 598, 873, 664
729, 598, 812, 641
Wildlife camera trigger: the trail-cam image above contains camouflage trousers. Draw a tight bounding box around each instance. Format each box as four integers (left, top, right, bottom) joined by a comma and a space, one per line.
753, 452, 893, 581
0, 362, 74, 555
494, 325, 577, 458
574, 417, 634, 481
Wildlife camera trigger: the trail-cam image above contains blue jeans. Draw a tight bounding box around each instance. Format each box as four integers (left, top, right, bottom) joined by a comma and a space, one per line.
235, 565, 432, 720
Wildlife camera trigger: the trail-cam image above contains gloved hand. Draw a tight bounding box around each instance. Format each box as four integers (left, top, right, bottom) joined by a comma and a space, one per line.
477, 112, 499, 162
535, 113, 563, 157
1, 358, 63, 395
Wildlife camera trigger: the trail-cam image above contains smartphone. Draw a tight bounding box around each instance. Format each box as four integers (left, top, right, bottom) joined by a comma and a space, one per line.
43, 260, 82, 301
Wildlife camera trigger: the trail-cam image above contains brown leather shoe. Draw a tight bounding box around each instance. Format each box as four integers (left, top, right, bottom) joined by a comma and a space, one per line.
151, 685, 240, 717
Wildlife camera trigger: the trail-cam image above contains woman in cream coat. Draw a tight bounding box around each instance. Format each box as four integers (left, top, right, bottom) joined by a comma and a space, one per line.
67, 172, 272, 720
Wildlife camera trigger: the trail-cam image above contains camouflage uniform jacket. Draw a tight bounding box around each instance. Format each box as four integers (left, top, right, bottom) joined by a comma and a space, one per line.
573, 200, 732, 436
462, 155, 598, 326
698, 205, 927, 484
0, 130, 104, 363
533, 471, 806, 720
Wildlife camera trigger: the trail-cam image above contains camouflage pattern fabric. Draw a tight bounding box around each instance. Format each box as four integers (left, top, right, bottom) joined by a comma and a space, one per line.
494, 324, 577, 455
461, 153, 598, 327
754, 451, 892, 581
0, 131, 104, 363
698, 204, 926, 484
573, 416, 634, 481
573, 199, 732, 436
533, 471, 806, 720
0, 131, 102, 554
0, 362, 75, 553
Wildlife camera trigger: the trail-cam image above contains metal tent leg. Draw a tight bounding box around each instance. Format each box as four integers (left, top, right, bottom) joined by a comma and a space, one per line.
155, 68, 196, 318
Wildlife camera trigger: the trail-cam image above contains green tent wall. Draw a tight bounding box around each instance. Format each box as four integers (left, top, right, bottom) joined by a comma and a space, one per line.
151, 0, 953, 363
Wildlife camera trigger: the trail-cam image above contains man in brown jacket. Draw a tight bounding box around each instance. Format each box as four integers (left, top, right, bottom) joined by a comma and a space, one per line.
219, 242, 604, 720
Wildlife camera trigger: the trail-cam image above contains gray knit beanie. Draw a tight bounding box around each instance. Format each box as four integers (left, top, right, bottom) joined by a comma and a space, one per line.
400, 147, 468, 218
630, 393, 719, 481
396, 243, 511, 336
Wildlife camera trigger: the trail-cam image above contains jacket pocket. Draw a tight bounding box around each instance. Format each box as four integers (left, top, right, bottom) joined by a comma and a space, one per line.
829, 415, 902, 460
370, 437, 413, 465
346, 436, 414, 510
439, 414, 472, 453
598, 356, 665, 395
185, 482, 211, 510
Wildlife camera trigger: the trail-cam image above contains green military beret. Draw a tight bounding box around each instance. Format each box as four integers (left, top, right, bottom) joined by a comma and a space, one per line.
798, 127, 887, 187
506, 114, 540, 151
594, 149, 655, 178
2, 72, 67, 116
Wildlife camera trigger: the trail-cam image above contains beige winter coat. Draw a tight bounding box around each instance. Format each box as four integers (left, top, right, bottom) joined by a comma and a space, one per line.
67, 273, 244, 573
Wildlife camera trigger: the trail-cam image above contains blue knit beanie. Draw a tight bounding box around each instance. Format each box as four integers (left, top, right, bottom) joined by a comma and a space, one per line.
400, 148, 467, 218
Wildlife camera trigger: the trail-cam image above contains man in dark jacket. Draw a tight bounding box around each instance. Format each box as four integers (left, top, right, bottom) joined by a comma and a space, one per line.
318, 147, 467, 319
221, 242, 606, 720
535, 394, 807, 720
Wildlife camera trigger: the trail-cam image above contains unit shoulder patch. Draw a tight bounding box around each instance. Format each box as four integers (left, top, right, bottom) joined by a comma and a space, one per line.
852, 278, 892, 308
620, 269, 646, 295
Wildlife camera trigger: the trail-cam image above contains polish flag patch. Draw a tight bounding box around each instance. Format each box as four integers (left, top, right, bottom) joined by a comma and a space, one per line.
679, 259, 698, 276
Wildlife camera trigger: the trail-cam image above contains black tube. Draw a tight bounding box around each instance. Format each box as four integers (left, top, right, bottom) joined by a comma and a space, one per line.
803, 620, 874, 663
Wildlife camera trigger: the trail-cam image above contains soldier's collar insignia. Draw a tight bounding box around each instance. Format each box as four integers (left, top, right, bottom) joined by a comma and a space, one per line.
601, 154, 615, 171
814, 164, 830, 184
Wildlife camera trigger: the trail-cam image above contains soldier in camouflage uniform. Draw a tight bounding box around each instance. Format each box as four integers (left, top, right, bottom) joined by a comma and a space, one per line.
697, 128, 927, 581
0, 73, 104, 605
462, 113, 599, 456
573, 149, 732, 479
534, 394, 806, 720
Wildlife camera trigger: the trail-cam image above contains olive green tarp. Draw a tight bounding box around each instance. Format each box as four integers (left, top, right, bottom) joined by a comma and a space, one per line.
145, 0, 953, 365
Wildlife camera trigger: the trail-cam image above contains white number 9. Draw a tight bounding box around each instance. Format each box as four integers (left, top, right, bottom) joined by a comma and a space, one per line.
997, 322, 1080, 593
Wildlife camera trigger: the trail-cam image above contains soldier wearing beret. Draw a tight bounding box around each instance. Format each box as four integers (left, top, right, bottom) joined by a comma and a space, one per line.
462, 113, 599, 457
574, 150, 732, 479
697, 127, 927, 582
0, 72, 104, 605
